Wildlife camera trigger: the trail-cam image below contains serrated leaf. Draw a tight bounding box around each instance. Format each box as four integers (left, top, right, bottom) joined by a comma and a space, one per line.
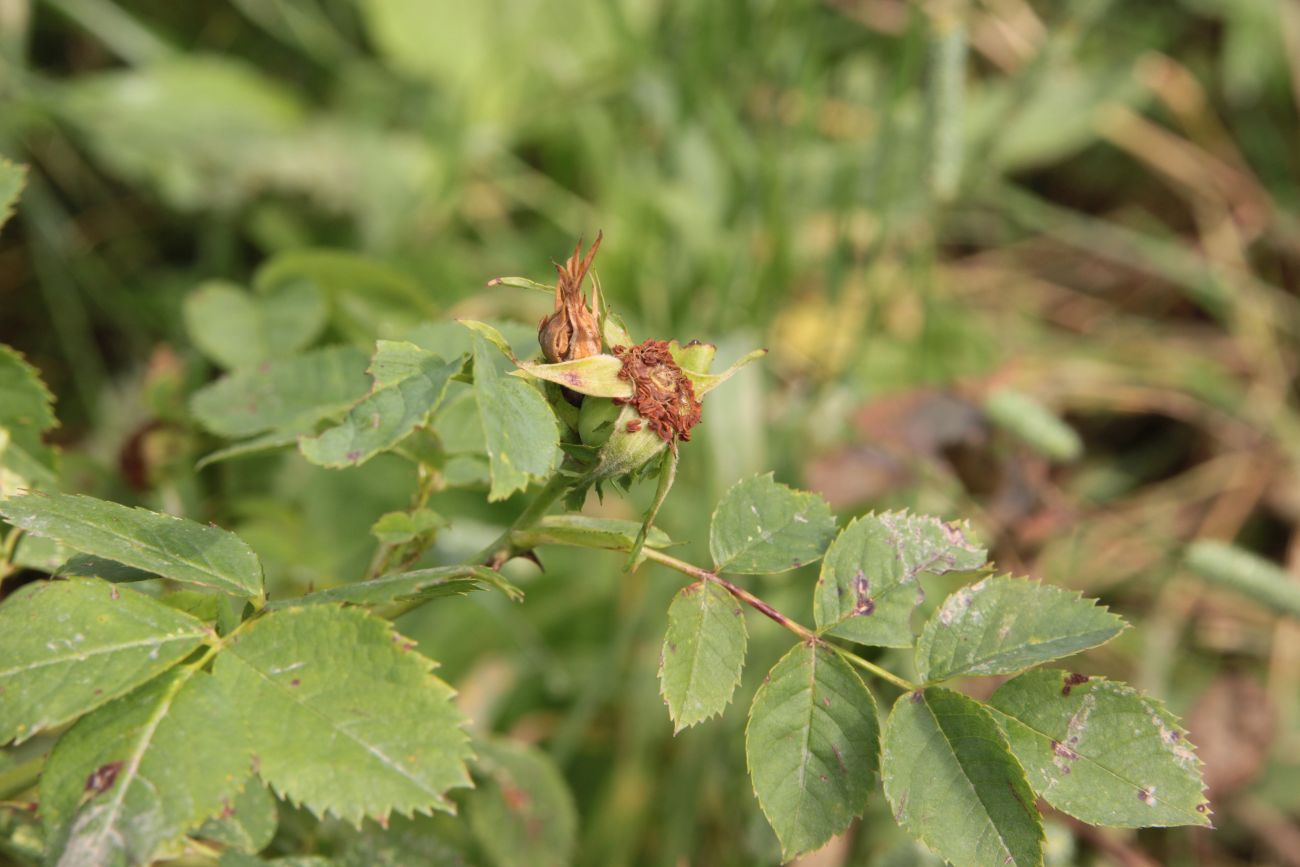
0, 343, 58, 476
983, 389, 1082, 462
465, 738, 577, 867
882, 688, 1043, 867
212, 605, 473, 823
0, 492, 264, 600
190, 345, 371, 439
508, 514, 671, 551
184, 280, 327, 371
195, 780, 278, 853
709, 473, 836, 574
745, 642, 880, 859
40, 669, 252, 867
469, 332, 560, 501
300, 341, 460, 468
916, 576, 1126, 682
659, 581, 747, 732
0, 578, 208, 745
272, 565, 522, 609
0, 158, 25, 231
814, 512, 987, 648
988, 669, 1211, 828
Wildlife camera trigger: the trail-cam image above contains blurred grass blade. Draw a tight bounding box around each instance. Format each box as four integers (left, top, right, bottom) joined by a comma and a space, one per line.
927, 12, 966, 202
983, 388, 1083, 462
1185, 540, 1300, 618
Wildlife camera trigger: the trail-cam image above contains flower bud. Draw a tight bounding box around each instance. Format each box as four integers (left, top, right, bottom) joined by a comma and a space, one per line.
578, 397, 622, 449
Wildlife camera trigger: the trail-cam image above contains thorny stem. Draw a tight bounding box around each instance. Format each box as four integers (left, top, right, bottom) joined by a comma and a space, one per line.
639, 549, 918, 691
378, 473, 573, 622
470, 473, 572, 567
383, 467, 920, 693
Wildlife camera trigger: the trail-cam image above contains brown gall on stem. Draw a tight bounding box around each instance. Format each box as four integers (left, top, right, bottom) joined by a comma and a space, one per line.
538, 232, 604, 365
612, 339, 703, 443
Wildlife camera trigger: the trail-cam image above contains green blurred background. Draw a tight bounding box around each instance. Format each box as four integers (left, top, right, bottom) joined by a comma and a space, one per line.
3, 0, 1300, 864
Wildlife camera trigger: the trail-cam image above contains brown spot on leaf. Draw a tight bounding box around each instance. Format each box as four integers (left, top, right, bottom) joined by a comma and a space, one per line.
290, 678, 300, 687
851, 570, 874, 615
84, 761, 123, 797
1061, 672, 1089, 696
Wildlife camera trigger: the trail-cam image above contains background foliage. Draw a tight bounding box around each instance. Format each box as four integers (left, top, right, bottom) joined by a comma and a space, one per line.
3, 0, 1300, 864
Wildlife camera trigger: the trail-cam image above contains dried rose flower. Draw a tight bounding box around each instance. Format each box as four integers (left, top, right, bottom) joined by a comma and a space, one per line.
538, 233, 603, 364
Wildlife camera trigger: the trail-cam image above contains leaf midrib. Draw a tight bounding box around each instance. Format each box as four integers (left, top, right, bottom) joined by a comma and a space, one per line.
924, 694, 1038, 866
4, 499, 257, 595
983, 700, 1200, 822
0, 631, 204, 680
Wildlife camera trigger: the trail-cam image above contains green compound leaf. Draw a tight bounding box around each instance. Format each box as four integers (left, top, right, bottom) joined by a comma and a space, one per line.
300, 341, 461, 468
469, 331, 560, 501
0, 578, 208, 745
709, 473, 836, 574
190, 345, 372, 439
465, 737, 578, 867
916, 576, 1126, 682
882, 688, 1043, 867
659, 581, 747, 732
814, 512, 987, 648
41, 670, 252, 867
184, 280, 327, 371
195, 780, 279, 854
0, 492, 265, 600
273, 565, 522, 609
983, 388, 1083, 462
212, 605, 473, 824
988, 669, 1211, 828
746, 642, 880, 859
508, 514, 671, 552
